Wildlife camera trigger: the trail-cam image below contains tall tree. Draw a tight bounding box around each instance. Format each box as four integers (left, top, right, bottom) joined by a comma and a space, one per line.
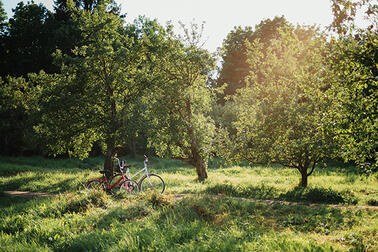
0, 1, 57, 78
326, 31, 377, 172
216, 16, 289, 101
0, 76, 35, 155
218, 26, 334, 187
53, 0, 122, 62
146, 23, 216, 180
34, 2, 164, 175
327, 0, 377, 172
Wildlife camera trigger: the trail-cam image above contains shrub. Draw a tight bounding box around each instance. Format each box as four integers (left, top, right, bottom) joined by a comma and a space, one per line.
144, 190, 173, 208
38, 190, 109, 217
279, 187, 358, 205
367, 198, 378, 206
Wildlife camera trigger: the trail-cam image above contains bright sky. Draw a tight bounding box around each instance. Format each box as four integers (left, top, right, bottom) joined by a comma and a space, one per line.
3, 0, 336, 52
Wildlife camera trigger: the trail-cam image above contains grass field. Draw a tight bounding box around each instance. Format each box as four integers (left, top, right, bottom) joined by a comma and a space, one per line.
0, 156, 377, 251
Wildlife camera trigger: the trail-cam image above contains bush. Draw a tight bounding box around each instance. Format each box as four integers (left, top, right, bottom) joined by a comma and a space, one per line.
144, 190, 173, 208
38, 190, 110, 217
280, 187, 358, 205
367, 198, 378, 206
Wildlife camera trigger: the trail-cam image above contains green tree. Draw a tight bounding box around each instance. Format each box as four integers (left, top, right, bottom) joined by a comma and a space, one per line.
0, 76, 39, 155
0, 1, 57, 78
328, 0, 377, 172
146, 23, 216, 180
53, 0, 121, 57
218, 27, 334, 187
34, 2, 164, 175
217, 17, 289, 101
325, 31, 377, 172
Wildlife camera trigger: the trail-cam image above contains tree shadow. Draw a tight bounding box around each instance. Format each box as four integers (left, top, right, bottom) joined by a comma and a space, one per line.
279, 187, 358, 205
0, 156, 104, 176
0, 175, 82, 193
205, 183, 279, 200
0, 194, 37, 209
152, 194, 365, 249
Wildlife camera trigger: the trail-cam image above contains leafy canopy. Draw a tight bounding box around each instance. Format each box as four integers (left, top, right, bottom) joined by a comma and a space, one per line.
217, 26, 334, 187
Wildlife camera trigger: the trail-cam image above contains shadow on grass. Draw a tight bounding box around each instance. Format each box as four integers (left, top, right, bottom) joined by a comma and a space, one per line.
154, 195, 365, 245
279, 187, 359, 205
0, 175, 83, 193
0, 194, 37, 209
205, 183, 359, 205
95, 204, 151, 229
0, 156, 104, 176
205, 183, 279, 200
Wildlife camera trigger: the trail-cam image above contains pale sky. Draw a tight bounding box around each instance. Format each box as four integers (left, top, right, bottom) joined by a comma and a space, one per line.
3, 0, 336, 52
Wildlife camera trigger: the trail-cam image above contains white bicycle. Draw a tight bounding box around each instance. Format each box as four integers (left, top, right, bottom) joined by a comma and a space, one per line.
112, 155, 165, 194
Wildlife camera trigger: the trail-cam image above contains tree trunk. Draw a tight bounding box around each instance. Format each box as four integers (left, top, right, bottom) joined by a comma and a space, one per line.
193, 152, 208, 181
300, 170, 308, 187
187, 126, 208, 180
104, 148, 114, 179
298, 160, 317, 188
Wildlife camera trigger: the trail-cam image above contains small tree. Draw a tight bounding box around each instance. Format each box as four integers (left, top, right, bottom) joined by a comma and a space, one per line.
145, 23, 216, 180
220, 26, 334, 187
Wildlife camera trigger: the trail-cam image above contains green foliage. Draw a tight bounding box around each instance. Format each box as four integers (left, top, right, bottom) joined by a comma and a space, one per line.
279, 187, 358, 205
218, 25, 335, 187
0, 76, 39, 155
216, 17, 290, 100
145, 22, 216, 179
325, 31, 377, 171
0, 1, 57, 78
33, 3, 166, 168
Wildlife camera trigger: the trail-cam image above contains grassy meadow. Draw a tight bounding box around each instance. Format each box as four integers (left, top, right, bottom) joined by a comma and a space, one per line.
0, 156, 377, 251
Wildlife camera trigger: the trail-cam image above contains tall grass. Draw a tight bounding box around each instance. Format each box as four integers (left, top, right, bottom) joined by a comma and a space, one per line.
0, 156, 377, 251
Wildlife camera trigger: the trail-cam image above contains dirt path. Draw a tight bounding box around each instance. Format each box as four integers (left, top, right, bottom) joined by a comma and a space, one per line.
3, 190, 52, 197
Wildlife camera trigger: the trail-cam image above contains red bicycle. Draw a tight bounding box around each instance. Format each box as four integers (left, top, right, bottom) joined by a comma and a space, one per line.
85, 158, 139, 194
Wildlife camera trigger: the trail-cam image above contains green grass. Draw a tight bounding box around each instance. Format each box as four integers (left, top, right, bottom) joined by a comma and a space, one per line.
0, 156, 377, 251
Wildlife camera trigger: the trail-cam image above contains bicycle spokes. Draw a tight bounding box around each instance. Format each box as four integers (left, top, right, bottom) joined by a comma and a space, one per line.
120, 180, 139, 195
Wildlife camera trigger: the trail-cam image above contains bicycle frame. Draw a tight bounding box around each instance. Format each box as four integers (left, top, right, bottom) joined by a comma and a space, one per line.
105, 175, 125, 190
113, 155, 165, 193
98, 158, 133, 190
125, 159, 150, 184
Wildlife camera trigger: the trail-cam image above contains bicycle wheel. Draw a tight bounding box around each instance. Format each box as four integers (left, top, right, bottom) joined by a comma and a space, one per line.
120, 180, 139, 195
85, 179, 105, 191
139, 174, 165, 193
